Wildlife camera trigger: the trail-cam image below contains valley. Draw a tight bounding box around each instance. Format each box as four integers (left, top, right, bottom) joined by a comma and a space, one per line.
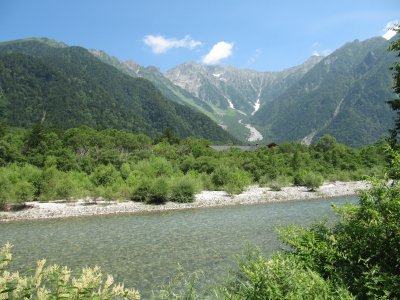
89, 35, 396, 147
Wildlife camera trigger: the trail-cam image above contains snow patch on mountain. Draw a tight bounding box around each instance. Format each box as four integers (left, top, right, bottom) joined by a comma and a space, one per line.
224, 95, 235, 109
239, 120, 263, 142
251, 98, 260, 115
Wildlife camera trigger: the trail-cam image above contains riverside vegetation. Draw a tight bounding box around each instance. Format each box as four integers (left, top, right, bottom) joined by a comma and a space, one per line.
0, 123, 388, 209
0, 147, 398, 299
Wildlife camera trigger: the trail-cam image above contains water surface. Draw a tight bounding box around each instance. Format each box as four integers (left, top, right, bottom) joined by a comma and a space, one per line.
0, 196, 357, 298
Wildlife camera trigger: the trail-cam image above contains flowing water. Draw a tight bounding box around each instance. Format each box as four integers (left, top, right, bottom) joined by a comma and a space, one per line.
0, 196, 357, 298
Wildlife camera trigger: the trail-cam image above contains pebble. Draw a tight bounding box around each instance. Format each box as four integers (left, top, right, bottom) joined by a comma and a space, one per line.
0, 181, 368, 222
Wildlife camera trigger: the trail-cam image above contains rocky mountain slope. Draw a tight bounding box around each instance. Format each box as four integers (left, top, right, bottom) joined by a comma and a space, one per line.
165, 57, 323, 141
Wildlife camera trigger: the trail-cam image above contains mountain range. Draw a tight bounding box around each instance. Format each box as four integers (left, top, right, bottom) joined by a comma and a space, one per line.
0, 35, 397, 147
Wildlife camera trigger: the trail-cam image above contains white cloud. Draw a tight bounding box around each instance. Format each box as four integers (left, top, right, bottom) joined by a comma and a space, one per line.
202, 41, 234, 65
382, 20, 399, 40
311, 42, 320, 48
143, 35, 202, 54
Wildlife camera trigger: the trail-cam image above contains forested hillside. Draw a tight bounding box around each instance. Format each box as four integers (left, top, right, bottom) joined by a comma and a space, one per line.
0, 39, 236, 143
252, 36, 397, 147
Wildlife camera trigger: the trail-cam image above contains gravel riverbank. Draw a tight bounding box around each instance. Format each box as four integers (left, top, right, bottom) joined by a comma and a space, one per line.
0, 181, 368, 222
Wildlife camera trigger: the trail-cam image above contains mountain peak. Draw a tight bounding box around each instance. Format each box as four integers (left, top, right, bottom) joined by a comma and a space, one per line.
0, 37, 68, 48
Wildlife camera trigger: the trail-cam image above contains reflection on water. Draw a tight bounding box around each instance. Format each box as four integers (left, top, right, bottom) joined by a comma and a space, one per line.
0, 196, 357, 298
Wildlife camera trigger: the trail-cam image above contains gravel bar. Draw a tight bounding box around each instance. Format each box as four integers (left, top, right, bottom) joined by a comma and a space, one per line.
0, 181, 368, 222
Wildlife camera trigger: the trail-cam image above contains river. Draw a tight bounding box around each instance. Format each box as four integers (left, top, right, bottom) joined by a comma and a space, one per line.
0, 196, 357, 298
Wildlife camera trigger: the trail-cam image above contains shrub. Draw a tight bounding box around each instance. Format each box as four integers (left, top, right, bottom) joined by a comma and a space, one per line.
37, 166, 61, 201
0, 164, 42, 205
120, 162, 132, 180
211, 165, 231, 187
293, 170, 324, 191
211, 166, 252, 195
302, 171, 324, 191
325, 170, 352, 182
91, 164, 121, 187
13, 181, 35, 203
129, 177, 152, 202
293, 169, 307, 186
170, 176, 198, 203
0, 171, 12, 208
224, 169, 252, 195
220, 249, 353, 299
278, 171, 400, 298
68, 171, 94, 198
266, 175, 291, 191
147, 177, 169, 204
133, 157, 175, 178
95, 184, 124, 202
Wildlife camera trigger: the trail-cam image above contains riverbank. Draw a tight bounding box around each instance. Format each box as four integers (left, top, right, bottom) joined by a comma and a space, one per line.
0, 181, 368, 222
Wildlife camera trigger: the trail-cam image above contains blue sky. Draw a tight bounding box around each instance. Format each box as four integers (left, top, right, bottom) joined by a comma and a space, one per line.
1, 0, 399, 72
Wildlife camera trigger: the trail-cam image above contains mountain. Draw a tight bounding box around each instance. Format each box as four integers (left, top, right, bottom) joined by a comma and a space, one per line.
0, 39, 237, 143
165, 57, 323, 141
165, 36, 397, 147
88, 49, 215, 115
252, 36, 396, 147
0, 36, 396, 147
89, 47, 322, 142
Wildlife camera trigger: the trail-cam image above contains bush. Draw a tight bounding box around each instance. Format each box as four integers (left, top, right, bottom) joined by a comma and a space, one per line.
0, 164, 42, 205
293, 169, 306, 186
147, 177, 169, 204
211, 165, 230, 187
133, 156, 176, 178
91, 164, 121, 187
129, 176, 152, 202
325, 170, 352, 182
0, 170, 12, 207
128, 176, 171, 204
224, 169, 252, 195
37, 166, 86, 201
13, 181, 35, 203
302, 171, 324, 191
67, 171, 94, 198
266, 175, 291, 191
211, 166, 252, 195
220, 249, 353, 299
170, 176, 198, 203
293, 170, 323, 191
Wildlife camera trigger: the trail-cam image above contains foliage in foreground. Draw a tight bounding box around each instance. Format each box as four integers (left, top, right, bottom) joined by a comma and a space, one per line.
220, 251, 354, 299
0, 243, 140, 299
222, 148, 400, 300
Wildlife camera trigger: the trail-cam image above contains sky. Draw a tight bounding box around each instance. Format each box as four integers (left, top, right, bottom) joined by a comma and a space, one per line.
0, 0, 399, 72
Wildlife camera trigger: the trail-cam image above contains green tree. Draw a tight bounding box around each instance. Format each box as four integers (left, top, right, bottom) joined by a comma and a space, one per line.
387, 26, 400, 146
